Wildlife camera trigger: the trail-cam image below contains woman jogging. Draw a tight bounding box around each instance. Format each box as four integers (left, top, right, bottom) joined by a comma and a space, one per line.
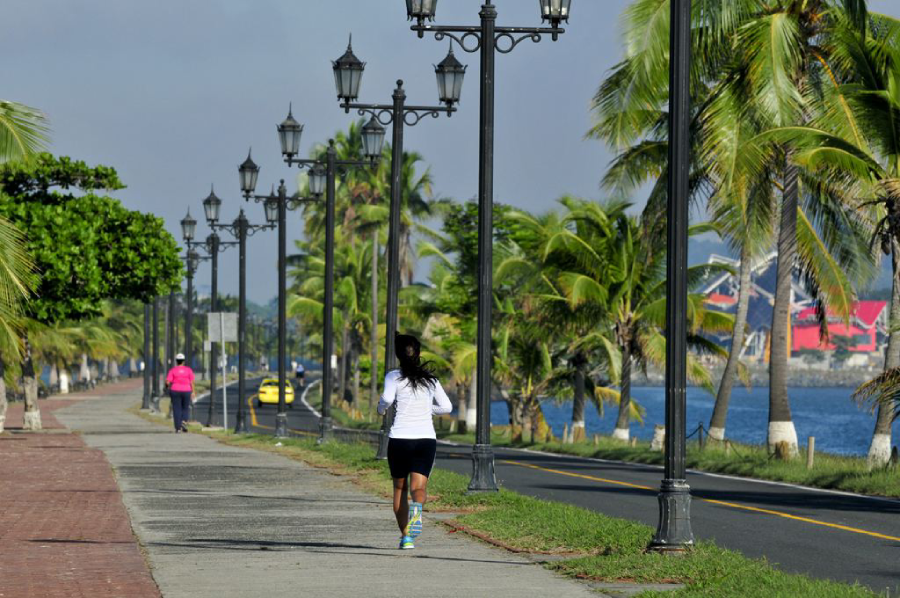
165, 353, 195, 433
377, 334, 452, 550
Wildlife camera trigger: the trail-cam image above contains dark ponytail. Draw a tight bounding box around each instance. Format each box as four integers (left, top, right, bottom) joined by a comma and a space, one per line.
395, 333, 437, 391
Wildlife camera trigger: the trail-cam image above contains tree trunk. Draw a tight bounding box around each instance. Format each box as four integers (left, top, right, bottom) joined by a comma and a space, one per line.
370, 231, 379, 415
613, 341, 633, 441
768, 158, 800, 458
570, 354, 586, 441
110, 359, 120, 381
59, 359, 70, 394
22, 336, 41, 430
0, 357, 7, 433
352, 348, 361, 411
868, 241, 900, 467
709, 242, 753, 441
80, 353, 90, 384
338, 318, 349, 406
456, 381, 468, 434
49, 362, 59, 390
466, 368, 478, 430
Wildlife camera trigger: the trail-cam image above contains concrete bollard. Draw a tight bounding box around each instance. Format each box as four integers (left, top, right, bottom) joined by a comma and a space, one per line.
725, 440, 732, 456
650, 425, 665, 452
807, 436, 815, 470
593, 434, 599, 447
630, 436, 637, 448
562, 423, 569, 445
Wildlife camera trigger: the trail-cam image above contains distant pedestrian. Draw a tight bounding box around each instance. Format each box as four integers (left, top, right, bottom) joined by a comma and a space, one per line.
295, 362, 305, 388
377, 334, 452, 550
165, 353, 195, 433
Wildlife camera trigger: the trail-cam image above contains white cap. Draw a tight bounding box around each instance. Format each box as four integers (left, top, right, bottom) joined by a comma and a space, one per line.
175, 353, 185, 360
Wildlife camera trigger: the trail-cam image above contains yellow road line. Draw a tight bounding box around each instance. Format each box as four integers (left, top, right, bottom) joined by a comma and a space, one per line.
248, 395, 262, 428
506, 460, 655, 491
247, 394, 315, 437
502, 459, 900, 544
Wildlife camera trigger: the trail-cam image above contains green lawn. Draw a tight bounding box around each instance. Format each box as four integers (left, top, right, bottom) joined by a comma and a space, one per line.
196, 430, 878, 598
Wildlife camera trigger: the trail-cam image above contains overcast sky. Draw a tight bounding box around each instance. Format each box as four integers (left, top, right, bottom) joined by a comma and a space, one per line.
4, 0, 896, 302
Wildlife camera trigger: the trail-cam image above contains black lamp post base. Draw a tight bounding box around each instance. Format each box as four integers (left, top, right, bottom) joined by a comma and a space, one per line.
274, 412, 289, 438
234, 410, 249, 434
375, 430, 389, 460
467, 444, 499, 493
318, 416, 334, 443
375, 411, 393, 459
648, 479, 694, 552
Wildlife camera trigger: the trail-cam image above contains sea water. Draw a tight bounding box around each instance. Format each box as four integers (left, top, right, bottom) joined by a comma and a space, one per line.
489, 386, 900, 456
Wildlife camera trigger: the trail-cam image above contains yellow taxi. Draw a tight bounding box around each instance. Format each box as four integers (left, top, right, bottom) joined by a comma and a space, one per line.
256, 378, 295, 408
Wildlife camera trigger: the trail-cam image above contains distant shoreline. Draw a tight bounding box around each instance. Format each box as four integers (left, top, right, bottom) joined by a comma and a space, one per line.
633, 365, 879, 389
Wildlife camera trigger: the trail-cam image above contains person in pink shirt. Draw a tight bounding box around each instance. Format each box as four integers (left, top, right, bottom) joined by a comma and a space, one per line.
165, 353, 195, 433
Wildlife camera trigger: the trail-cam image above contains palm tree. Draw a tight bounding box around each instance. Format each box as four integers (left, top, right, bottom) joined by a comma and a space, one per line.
290, 225, 375, 409
592, 0, 873, 455
508, 198, 731, 440
0, 218, 35, 432
787, 12, 900, 465
0, 101, 45, 431
0, 100, 49, 164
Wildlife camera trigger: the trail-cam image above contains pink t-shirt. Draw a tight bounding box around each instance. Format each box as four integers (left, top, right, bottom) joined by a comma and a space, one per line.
166, 365, 195, 392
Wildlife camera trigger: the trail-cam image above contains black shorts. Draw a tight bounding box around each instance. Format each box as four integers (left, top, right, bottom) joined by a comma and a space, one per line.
387, 438, 437, 479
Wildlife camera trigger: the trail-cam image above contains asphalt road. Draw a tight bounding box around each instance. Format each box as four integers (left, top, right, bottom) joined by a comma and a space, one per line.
197, 376, 900, 592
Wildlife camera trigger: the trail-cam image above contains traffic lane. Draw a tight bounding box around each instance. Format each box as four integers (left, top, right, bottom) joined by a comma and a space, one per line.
193, 375, 320, 434
242, 376, 320, 435
434, 444, 900, 590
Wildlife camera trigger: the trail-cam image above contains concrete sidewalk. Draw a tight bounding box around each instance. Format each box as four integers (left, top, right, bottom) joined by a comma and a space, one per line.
55, 390, 605, 598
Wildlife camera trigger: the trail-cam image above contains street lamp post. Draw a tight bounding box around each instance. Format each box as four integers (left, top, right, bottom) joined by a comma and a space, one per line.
331, 38, 465, 460
407, 0, 571, 492
650, 0, 694, 552
167, 292, 176, 374
240, 147, 326, 438
183, 193, 239, 427
142, 303, 151, 410
182, 248, 207, 423
151, 296, 160, 412
205, 190, 274, 434
278, 111, 384, 442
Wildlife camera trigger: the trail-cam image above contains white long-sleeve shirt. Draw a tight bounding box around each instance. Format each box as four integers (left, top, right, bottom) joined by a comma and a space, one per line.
377, 369, 453, 439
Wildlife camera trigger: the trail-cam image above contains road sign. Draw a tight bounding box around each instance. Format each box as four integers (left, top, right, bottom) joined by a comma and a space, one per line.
207, 313, 237, 342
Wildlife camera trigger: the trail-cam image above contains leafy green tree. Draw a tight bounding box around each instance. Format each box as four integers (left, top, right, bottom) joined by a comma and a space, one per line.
0, 154, 182, 429
0, 154, 182, 323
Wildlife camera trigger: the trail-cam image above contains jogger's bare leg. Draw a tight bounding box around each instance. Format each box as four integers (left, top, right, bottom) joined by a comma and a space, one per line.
392, 477, 409, 534
409, 472, 428, 505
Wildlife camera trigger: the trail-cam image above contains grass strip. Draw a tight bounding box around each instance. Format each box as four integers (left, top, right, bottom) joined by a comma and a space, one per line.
437, 429, 900, 499
160, 421, 878, 598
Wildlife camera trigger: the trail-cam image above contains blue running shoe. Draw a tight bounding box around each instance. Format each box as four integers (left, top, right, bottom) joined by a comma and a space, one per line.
399, 535, 415, 550
406, 502, 423, 538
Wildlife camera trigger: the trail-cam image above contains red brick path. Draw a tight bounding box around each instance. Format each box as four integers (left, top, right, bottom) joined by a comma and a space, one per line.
0, 378, 161, 598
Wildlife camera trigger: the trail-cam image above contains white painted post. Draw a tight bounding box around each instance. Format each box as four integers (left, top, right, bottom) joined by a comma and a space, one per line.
807, 436, 815, 470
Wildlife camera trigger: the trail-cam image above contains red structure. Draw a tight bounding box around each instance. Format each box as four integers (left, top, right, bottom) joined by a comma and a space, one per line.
792, 301, 887, 353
